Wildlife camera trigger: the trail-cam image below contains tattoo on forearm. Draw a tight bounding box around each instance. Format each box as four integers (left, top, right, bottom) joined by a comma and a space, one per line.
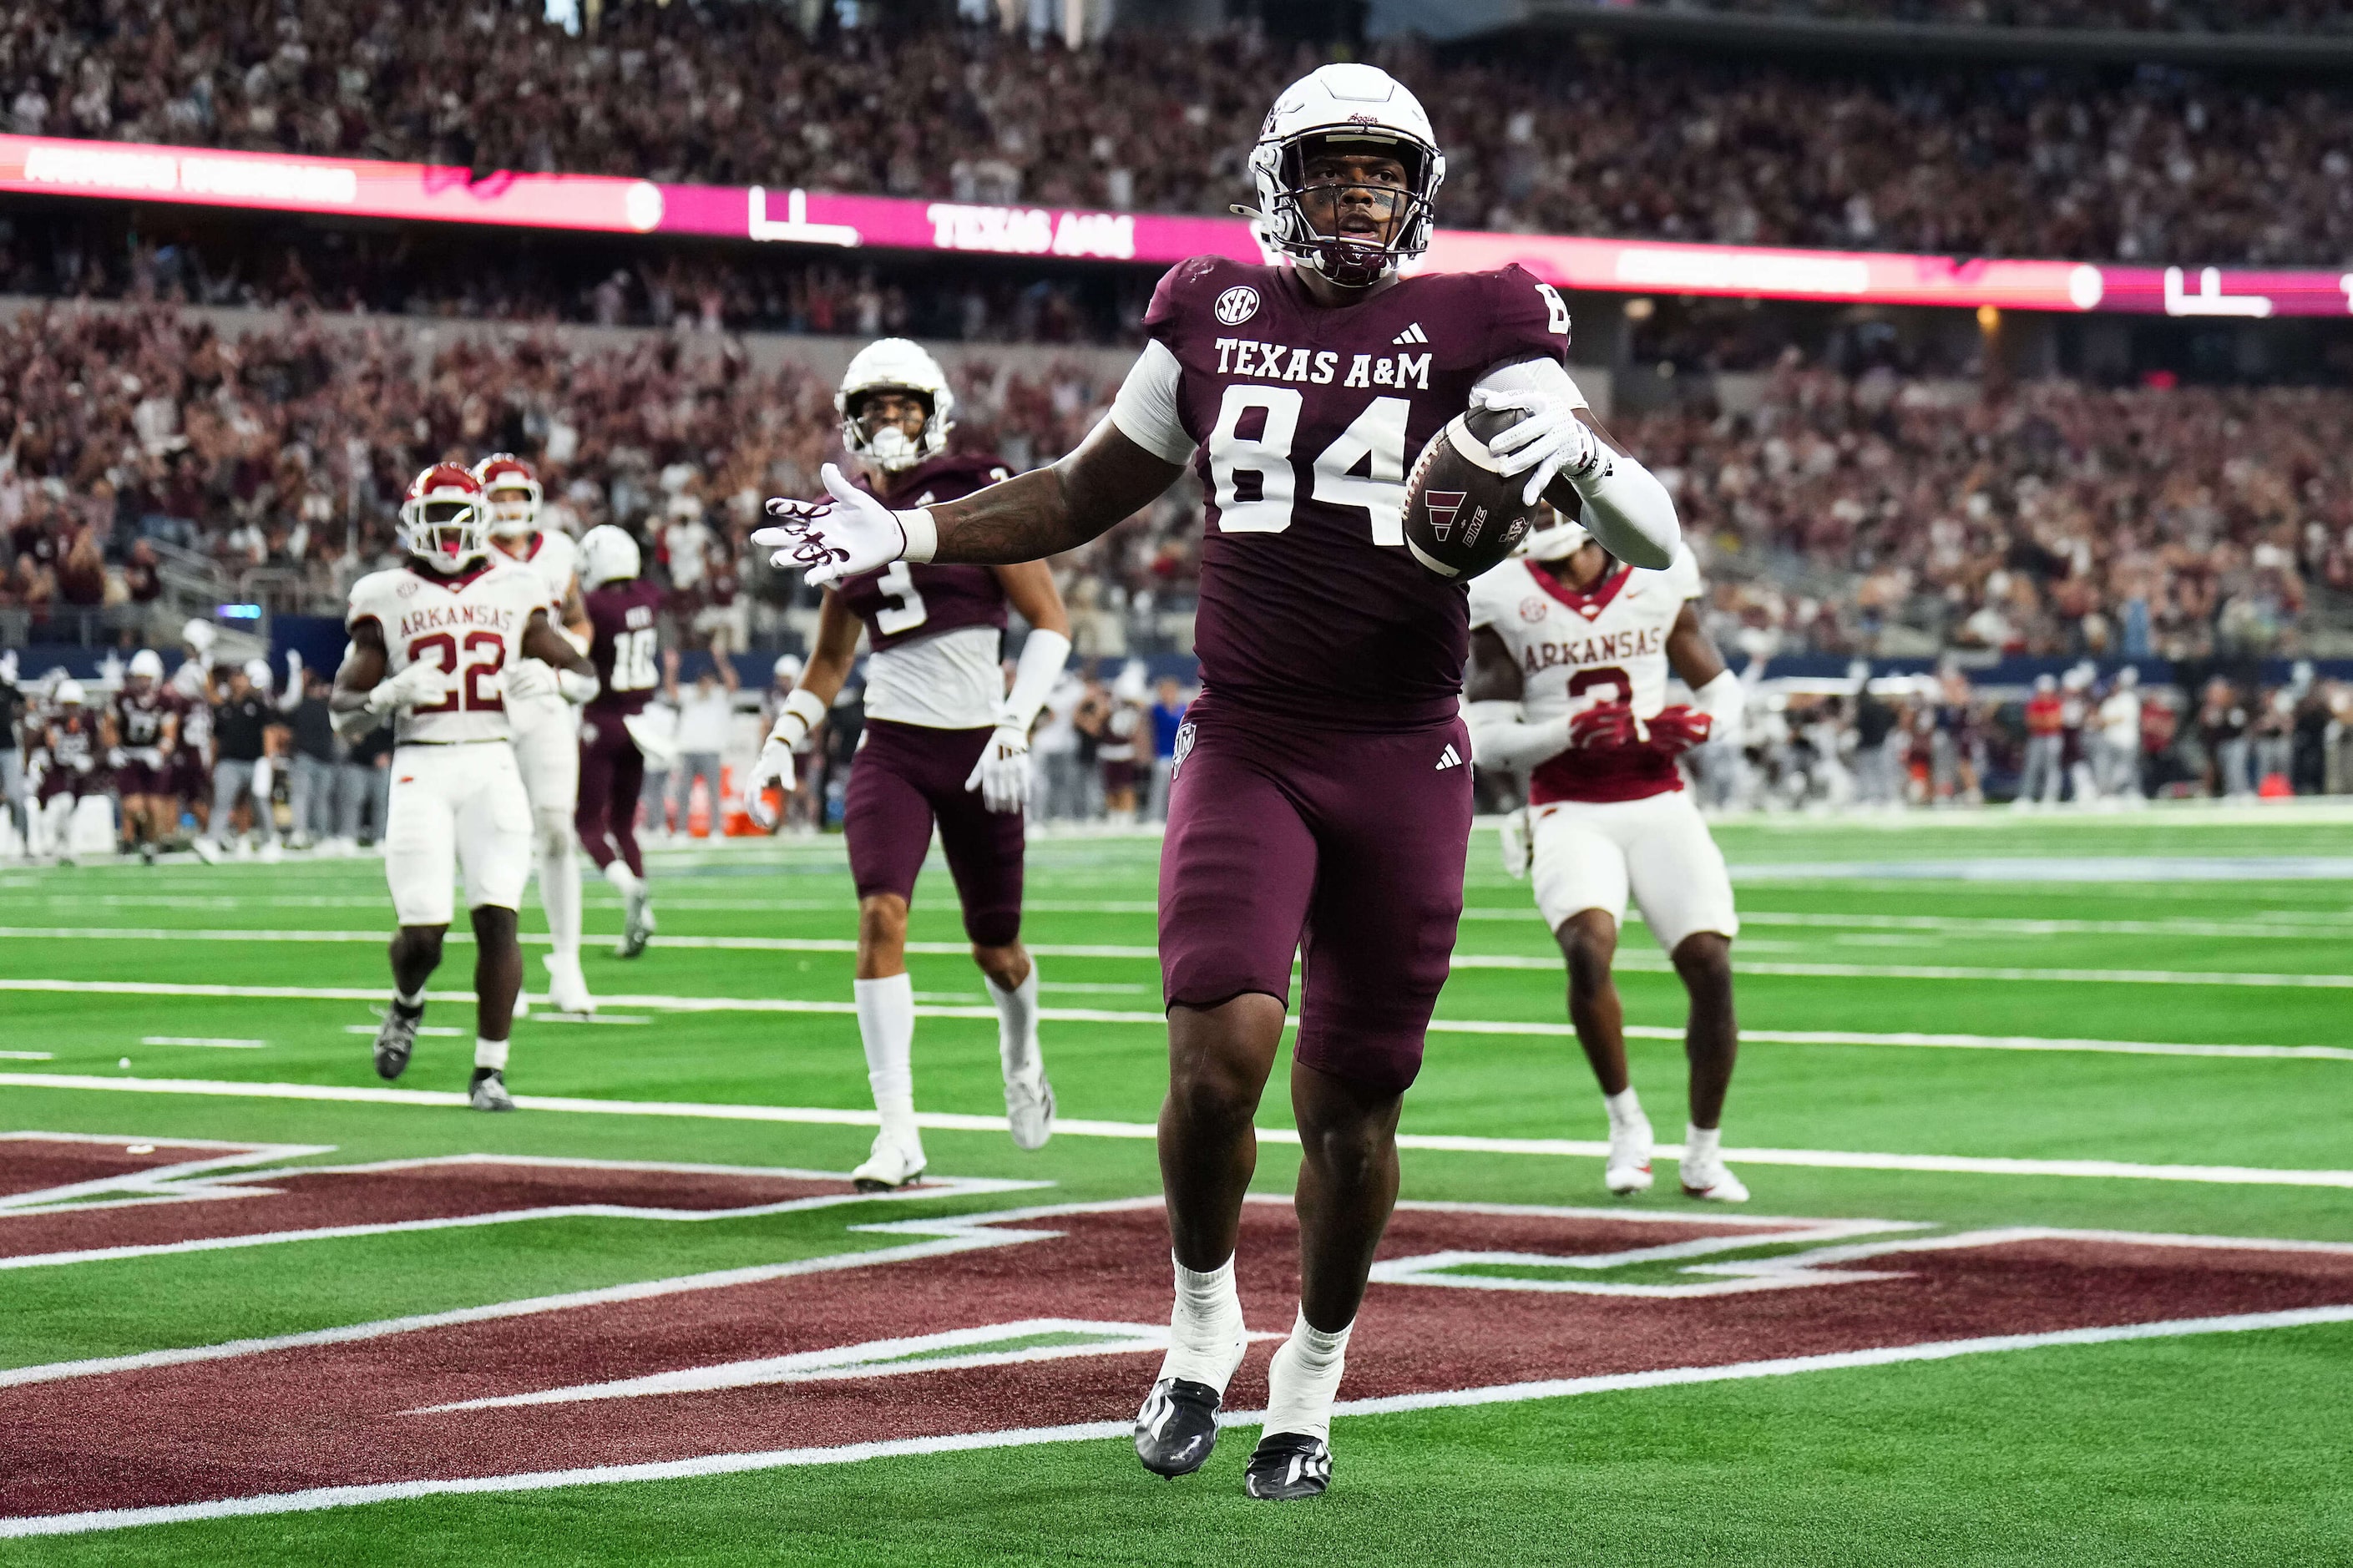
929, 473, 1084, 565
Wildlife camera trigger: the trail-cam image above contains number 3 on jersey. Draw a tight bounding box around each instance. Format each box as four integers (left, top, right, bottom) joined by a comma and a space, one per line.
1207, 386, 1410, 545
873, 561, 929, 635
408, 630, 507, 714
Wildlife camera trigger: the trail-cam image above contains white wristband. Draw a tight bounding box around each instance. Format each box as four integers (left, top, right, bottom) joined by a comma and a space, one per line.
897, 508, 938, 564
771, 685, 829, 750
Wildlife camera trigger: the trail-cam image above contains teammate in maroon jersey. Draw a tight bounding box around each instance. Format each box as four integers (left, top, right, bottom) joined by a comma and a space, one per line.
756, 65, 1682, 1498
745, 338, 1074, 1191
574, 524, 666, 958
112, 649, 183, 862
31, 678, 114, 861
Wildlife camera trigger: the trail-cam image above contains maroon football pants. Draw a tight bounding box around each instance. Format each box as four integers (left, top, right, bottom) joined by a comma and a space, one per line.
575, 712, 646, 879
844, 719, 1025, 948
1157, 694, 1473, 1094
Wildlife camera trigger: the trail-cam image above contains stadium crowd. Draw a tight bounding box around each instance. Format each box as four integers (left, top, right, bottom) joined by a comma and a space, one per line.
1609, 0, 2346, 32
8, 301, 2346, 669
7, 5, 2350, 265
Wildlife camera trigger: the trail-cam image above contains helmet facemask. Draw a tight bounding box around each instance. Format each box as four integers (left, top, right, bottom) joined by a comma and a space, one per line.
843, 387, 936, 475
402, 493, 490, 572
483, 481, 539, 540
1247, 129, 1441, 290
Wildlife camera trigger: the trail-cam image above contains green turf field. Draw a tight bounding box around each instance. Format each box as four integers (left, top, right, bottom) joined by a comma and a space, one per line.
3, 806, 2350, 1565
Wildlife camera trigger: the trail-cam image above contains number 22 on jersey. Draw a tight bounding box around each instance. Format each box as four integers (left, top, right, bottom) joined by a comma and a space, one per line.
409, 630, 507, 713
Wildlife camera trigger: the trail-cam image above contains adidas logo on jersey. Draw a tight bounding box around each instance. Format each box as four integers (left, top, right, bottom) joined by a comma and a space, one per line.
1392, 322, 1429, 346
1435, 743, 1463, 771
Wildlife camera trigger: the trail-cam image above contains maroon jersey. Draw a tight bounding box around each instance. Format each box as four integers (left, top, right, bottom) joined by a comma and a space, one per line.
45, 710, 101, 771
832, 453, 1013, 654
584, 579, 665, 716
1142, 258, 1571, 730
114, 686, 182, 757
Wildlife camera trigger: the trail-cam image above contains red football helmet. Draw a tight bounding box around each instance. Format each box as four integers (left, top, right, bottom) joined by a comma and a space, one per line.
400, 463, 490, 570
472, 453, 541, 539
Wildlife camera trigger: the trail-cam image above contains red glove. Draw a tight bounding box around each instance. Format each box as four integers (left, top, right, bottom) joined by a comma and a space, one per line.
1569, 701, 1639, 751
1647, 704, 1713, 757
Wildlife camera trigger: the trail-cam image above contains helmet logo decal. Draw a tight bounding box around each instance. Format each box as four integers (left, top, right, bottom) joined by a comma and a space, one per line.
1213, 286, 1261, 326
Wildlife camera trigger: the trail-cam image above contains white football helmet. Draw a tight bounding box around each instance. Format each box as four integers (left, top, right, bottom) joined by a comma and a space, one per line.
53, 678, 87, 709
772, 653, 804, 685
1242, 64, 1444, 290
837, 337, 954, 474
180, 618, 218, 657
398, 463, 491, 571
579, 524, 642, 589
473, 453, 542, 540
127, 648, 164, 684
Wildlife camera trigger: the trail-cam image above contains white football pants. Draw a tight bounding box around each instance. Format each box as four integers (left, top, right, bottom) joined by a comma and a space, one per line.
510, 698, 583, 960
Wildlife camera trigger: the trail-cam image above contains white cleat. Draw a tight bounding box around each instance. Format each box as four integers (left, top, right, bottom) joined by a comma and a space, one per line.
1004, 1073, 1055, 1151
543, 953, 596, 1016
1679, 1154, 1749, 1203
190, 837, 222, 865
852, 1129, 927, 1191
1605, 1116, 1655, 1196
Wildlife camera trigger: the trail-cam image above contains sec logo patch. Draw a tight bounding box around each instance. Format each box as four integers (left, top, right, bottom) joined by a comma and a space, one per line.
1518, 595, 1549, 625
1212, 286, 1260, 326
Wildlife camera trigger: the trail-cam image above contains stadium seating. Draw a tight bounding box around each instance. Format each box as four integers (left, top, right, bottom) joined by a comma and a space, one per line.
7, 6, 2350, 262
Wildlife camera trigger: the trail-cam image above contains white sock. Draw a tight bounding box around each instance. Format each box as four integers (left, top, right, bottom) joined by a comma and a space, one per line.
1156, 1252, 1246, 1392
1683, 1123, 1721, 1165
603, 859, 640, 896
1605, 1085, 1647, 1131
393, 985, 426, 1010
986, 964, 1043, 1087
1262, 1307, 1353, 1442
474, 1036, 509, 1071
539, 822, 582, 962
853, 973, 917, 1135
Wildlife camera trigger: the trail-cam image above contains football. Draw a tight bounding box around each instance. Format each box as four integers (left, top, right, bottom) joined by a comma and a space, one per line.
1399, 403, 1541, 580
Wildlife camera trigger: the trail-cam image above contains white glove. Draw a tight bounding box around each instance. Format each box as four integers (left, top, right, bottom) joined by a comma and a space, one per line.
285, 649, 303, 682
503, 658, 557, 701
72, 750, 95, 774
555, 666, 599, 706
1498, 806, 1533, 881
752, 462, 930, 589
964, 723, 1032, 815
367, 657, 448, 714
107, 746, 128, 770
742, 734, 797, 828
0, 650, 17, 686
1471, 386, 1607, 507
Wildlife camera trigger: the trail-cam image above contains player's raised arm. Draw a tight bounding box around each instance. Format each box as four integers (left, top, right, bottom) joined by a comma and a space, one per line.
755, 418, 1185, 586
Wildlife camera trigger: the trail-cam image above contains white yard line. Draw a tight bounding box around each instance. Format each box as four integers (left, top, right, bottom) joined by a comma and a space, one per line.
5, 1302, 2350, 1538
2, 977, 2345, 1061
6, 1071, 2352, 1188
8, 928, 2352, 989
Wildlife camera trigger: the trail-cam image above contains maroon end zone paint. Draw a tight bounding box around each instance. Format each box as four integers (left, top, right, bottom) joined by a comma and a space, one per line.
0, 1151, 852, 1261
5, 1190, 2353, 1523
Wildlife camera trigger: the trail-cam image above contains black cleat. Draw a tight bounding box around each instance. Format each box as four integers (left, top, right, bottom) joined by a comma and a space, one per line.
373, 1002, 423, 1081
1244, 1432, 1332, 1500
468, 1067, 517, 1111
1134, 1378, 1223, 1478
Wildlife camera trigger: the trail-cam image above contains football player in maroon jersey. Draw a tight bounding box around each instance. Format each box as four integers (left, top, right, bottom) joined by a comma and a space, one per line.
746, 338, 1074, 1192
757, 65, 1683, 1499
112, 648, 183, 863
574, 524, 667, 959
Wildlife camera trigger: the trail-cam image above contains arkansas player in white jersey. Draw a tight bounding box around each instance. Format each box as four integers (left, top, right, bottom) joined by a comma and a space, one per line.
1466, 512, 1748, 1202
332, 463, 600, 1111
477, 453, 598, 1017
